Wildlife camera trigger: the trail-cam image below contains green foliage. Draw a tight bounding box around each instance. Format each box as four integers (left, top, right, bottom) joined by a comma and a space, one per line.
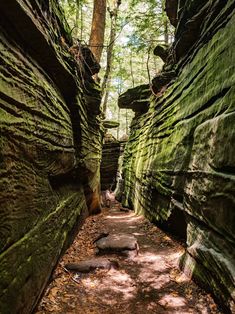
59, 0, 93, 41
60, 0, 173, 138
123, 0, 174, 51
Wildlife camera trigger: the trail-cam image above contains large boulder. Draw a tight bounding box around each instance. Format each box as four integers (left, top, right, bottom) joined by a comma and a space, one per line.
120, 0, 235, 311
0, 0, 102, 313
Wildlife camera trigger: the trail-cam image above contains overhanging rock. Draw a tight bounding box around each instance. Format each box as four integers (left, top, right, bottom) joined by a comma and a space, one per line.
118, 84, 151, 113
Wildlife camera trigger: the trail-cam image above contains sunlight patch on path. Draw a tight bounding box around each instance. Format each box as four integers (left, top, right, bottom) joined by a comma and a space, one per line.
35, 201, 223, 314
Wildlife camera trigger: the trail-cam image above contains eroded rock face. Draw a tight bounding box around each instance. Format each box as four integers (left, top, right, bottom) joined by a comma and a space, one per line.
118, 84, 151, 113
100, 133, 120, 191
0, 1, 102, 313
153, 44, 169, 62
120, 0, 235, 311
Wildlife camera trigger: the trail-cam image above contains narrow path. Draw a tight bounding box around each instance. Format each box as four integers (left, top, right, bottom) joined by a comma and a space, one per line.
36, 199, 222, 314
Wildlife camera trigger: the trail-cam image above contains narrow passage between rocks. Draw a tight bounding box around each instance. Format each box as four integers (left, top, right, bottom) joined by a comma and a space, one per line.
36, 197, 222, 314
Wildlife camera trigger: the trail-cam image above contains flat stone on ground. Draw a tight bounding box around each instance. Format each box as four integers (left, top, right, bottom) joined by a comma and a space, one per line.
65, 258, 119, 273
95, 233, 138, 253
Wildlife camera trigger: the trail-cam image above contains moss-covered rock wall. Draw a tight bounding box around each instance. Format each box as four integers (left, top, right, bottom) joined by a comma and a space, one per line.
0, 1, 102, 313
120, 0, 235, 312
100, 133, 120, 191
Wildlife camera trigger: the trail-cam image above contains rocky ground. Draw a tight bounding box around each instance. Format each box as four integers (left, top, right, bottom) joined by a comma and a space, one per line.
35, 196, 223, 314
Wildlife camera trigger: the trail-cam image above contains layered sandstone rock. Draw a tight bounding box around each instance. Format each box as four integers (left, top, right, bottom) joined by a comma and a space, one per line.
118, 84, 151, 113
100, 133, 120, 191
0, 1, 102, 313
119, 0, 235, 311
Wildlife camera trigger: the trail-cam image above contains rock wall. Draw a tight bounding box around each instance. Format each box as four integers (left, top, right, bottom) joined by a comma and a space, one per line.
100, 134, 120, 191
0, 1, 102, 313
119, 0, 235, 312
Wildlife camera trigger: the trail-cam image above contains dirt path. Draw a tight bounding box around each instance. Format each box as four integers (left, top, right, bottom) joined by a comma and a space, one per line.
36, 199, 223, 314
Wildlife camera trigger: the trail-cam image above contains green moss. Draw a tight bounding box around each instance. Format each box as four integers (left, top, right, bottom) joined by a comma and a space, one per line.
0, 0, 102, 312
120, 2, 235, 310
0, 190, 87, 313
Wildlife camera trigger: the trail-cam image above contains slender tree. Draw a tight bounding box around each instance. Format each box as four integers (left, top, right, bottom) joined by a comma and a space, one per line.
116, 73, 122, 139
117, 107, 120, 139
80, 1, 84, 40
130, 51, 135, 87
164, 19, 169, 44
162, 0, 169, 44
89, 0, 107, 63
101, 0, 121, 116
75, 0, 80, 37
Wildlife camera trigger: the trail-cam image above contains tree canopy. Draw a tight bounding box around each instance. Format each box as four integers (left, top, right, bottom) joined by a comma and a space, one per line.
60, 0, 173, 138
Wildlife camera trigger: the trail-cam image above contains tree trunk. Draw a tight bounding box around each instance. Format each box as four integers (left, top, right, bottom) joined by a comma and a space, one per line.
102, 77, 111, 117
75, 0, 79, 38
89, 0, 107, 63
164, 19, 169, 44
80, 1, 83, 41
101, 0, 121, 116
130, 52, 135, 87
117, 74, 122, 139
162, 0, 169, 45
147, 45, 151, 85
